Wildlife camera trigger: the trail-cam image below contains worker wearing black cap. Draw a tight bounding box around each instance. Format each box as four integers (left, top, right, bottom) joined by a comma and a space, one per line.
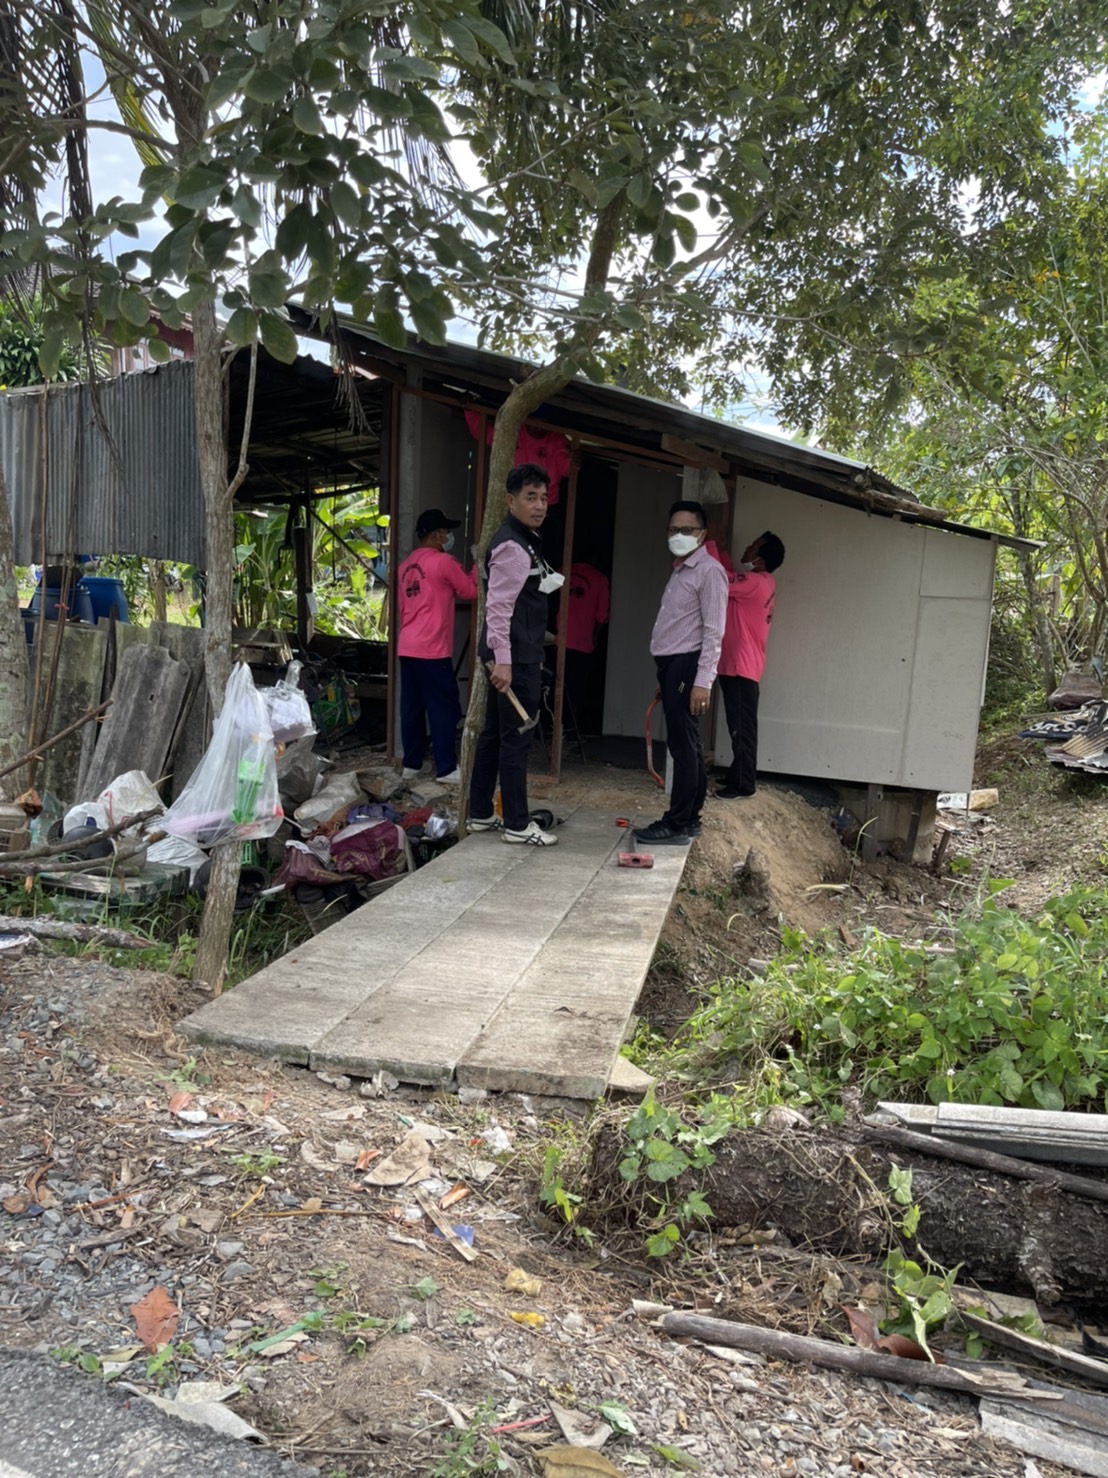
397, 509, 477, 783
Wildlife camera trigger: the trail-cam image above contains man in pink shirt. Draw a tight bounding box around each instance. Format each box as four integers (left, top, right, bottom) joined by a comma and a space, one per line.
397, 508, 478, 783
715, 531, 785, 799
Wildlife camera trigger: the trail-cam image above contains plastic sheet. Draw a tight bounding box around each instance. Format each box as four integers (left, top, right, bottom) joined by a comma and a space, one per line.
163, 664, 283, 847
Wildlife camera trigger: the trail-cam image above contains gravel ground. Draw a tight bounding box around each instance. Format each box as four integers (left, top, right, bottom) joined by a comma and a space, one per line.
1, 940, 1078, 1477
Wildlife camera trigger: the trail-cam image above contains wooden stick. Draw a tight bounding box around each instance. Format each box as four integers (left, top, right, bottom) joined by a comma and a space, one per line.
862, 1122, 1108, 1207
960, 1309, 1108, 1389
0, 914, 155, 949
0, 807, 161, 869
0, 698, 113, 782
658, 1312, 1060, 1400
0, 841, 153, 878
415, 1187, 478, 1262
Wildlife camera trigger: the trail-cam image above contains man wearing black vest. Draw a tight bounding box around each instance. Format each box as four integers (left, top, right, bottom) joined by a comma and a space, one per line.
468, 463, 562, 846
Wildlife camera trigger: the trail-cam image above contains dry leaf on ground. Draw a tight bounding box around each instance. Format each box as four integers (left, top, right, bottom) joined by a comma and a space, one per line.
130, 1286, 180, 1352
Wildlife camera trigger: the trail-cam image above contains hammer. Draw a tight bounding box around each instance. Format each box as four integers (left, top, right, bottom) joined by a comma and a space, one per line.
487, 664, 539, 733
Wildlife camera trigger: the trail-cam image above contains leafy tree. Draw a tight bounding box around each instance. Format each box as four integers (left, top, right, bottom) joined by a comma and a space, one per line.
0, 0, 516, 985
813, 106, 1108, 695
452, 0, 1106, 793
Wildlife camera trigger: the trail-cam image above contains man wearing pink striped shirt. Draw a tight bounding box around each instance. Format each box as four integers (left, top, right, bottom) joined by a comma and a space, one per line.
634, 499, 728, 846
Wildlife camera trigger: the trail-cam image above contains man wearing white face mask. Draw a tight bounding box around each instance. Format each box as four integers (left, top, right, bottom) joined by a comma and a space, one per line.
468, 463, 562, 846
397, 508, 478, 783
634, 499, 728, 846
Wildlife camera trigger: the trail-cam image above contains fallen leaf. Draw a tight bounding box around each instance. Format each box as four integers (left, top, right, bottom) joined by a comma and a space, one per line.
504, 1268, 542, 1297
440, 1181, 470, 1210
354, 1148, 380, 1171
168, 1091, 193, 1114
876, 1332, 941, 1363
510, 1311, 545, 1329
537, 1445, 623, 1478
363, 1129, 433, 1187
131, 1286, 180, 1353
549, 1401, 610, 1450
842, 1304, 880, 1349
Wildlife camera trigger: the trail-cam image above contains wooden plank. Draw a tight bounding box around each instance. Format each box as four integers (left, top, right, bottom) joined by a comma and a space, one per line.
34, 624, 107, 802
149, 621, 209, 800
80, 643, 191, 800
456, 842, 686, 1097
962, 1311, 1108, 1389
660, 433, 729, 474
981, 1387, 1108, 1477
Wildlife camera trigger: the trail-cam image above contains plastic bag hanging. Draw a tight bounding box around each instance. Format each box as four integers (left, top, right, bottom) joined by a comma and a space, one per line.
163, 663, 284, 847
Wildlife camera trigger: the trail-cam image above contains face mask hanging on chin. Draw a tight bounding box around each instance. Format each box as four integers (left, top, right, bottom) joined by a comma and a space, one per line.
538, 570, 565, 595
442, 532, 455, 552
668, 533, 701, 558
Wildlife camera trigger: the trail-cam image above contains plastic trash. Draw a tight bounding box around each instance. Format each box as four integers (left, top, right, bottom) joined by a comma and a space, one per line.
163, 664, 283, 847
261, 661, 315, 745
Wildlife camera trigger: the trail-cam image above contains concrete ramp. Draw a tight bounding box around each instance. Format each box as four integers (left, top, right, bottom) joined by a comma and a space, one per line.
179, 808, 689, 1099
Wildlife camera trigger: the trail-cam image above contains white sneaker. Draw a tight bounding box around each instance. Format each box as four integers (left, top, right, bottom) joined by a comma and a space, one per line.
402, 766, 423, 780
503, 819, 558, 846
437, 768, 461, 783
467, 815, 503, 833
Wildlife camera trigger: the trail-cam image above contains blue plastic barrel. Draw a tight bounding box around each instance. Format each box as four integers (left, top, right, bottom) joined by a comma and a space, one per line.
79, 576, 129, 623
28, 584, 95, 624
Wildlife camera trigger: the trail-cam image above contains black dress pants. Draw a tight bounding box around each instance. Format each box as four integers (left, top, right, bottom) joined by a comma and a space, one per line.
469, 662, 541, 831
656, 649, 705, 830
720, 673, 759, 794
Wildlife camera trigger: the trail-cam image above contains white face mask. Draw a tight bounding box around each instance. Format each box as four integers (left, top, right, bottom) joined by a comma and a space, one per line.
538, 570, 565, 595
442, 531, 455, 553
668, 532, 701, 558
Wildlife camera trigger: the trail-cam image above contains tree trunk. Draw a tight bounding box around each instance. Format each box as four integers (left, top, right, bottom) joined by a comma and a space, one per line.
1017, 548, 1056, 697
150, 560, 168, 623
190, 296, 240, 994
0, 463, 30, 802
592, 1124, 1108, 1307
457, 197, 624, 811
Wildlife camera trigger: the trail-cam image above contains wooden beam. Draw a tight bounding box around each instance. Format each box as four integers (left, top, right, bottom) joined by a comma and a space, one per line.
660, 433, 730, 473
550, 443, 580, 778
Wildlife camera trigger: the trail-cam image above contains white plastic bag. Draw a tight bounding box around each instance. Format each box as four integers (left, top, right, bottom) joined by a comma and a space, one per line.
163, 664, 283, 847
261, 661, 315, 745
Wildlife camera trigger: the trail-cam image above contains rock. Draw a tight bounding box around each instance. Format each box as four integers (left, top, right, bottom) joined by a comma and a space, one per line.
606, 1055, 655, 1098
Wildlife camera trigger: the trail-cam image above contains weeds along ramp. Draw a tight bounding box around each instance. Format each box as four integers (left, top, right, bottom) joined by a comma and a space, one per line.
178, 807, 689, 1099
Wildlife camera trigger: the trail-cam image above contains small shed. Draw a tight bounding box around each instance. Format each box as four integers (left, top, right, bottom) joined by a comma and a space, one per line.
2, 326, 1030, 822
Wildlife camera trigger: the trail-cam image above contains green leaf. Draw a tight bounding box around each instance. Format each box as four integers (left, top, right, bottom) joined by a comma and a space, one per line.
409, 299, 447, 345
567, 169, 599, 208
174, 163, 228, 211
146, 336, 171, 363
293, 96, 324, 136
259, 311, 299, 363
653, 1445, 703, 1471
232, 185, 262, 230
118, 288, 149, 327
598, 1400, 637, 1436
615, 304, 645, 330
442, 18, 483, 69
242, 67, 294, 105
329, 180, 362, 229
627, 173, 653, 210
410, 1276, 440, 1301
225, 307, 259, 347
276, 203, 312, 260
461, 15, 516, 65
673, 215, 697, 253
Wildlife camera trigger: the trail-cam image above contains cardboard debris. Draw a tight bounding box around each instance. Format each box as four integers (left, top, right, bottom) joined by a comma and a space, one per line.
363, 1129, 434, 1186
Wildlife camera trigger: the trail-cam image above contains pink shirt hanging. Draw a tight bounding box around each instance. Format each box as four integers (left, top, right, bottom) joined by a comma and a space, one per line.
463, 412, 569, 504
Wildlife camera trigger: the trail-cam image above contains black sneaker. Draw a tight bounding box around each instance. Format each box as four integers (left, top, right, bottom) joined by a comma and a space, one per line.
686, 821, 702, 838
632, 819, 690, 845
715, 786, 755, 800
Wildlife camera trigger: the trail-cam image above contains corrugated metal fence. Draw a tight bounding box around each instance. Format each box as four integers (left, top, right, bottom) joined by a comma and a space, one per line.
0, 359, 205, 565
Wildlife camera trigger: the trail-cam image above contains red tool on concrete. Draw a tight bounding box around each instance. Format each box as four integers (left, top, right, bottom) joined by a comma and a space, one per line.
644, 696, 665, 789
619, 852, 654, 868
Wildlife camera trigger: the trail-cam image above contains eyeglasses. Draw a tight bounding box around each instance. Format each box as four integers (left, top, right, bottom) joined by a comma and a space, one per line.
667, 525, 701, 536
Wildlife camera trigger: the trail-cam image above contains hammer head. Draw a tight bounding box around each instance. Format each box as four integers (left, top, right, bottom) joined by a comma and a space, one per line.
515, 708, 539, 735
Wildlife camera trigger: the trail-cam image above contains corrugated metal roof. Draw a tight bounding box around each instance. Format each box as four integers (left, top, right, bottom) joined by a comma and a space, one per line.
1, 359, 205, 565
292, 308, 1036, 552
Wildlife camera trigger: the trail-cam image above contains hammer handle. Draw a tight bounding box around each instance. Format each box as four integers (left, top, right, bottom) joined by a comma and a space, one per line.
502, 684, 532, 724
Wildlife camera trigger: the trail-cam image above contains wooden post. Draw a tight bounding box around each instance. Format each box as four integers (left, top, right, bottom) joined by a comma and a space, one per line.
862, 782, 883, 863
467, 410, 489, 703
384, 383, 400, 759
293, 491, 312, 652
550, 442, 580, 778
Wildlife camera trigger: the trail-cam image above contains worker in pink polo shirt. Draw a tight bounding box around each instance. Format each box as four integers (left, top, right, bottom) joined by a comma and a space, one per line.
714, 530, 785, 799
397, 509, 478, 783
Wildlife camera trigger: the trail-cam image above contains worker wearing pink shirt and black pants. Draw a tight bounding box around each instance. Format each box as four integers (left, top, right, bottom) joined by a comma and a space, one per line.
397, 508, 478, 783
634, 500, 728, 846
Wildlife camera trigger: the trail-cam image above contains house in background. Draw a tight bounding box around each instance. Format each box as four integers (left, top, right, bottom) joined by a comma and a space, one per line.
1, 321, 1030, 856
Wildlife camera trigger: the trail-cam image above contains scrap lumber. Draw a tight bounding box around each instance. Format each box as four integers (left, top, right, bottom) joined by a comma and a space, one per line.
81, 643, 191, 800
960, 1310, 1108, 1389
877, 1101, 1108, 1168
0, 700, 112, 783
0, 914, 154, 949
981, 1383, 1108, 1477
862, 1121, 1108, 1205
657, 1312, 1060, 1401
414, 1188, 478, 1262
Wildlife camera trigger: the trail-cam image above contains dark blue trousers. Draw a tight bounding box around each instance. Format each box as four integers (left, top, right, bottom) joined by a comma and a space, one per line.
469, 662, 541, 830
400, 656, 462, 776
